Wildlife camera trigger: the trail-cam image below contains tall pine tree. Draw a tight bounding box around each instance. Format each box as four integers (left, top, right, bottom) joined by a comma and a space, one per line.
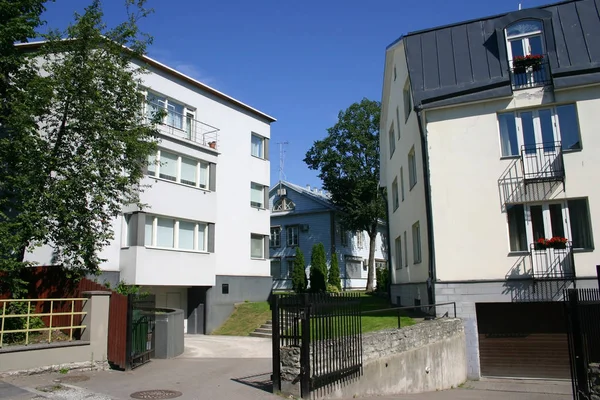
309, 243, 327, 293
291, 248, 307, 293
328, 252, 342, 291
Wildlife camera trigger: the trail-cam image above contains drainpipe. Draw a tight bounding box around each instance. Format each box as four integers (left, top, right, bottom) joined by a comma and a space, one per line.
416, 107, 437, 309
381, 187, 394, 304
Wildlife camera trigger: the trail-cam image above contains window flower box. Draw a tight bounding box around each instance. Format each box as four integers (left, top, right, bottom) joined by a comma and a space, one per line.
548, 236, 568, 250
535, 238, 549, 250
513, 54, 544, 72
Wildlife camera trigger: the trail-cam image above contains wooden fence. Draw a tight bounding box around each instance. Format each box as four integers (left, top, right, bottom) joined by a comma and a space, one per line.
0, 266, 129, 370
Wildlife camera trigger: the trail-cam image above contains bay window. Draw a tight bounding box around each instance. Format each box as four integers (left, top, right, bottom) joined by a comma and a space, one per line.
144, 215, 208, 252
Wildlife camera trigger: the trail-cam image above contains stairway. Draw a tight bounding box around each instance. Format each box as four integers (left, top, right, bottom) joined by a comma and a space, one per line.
249, 320, 272, 338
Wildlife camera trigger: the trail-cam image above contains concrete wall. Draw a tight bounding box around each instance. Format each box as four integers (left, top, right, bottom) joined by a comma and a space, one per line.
379, 41, 430, 287
0, 292, 110, 375
279, 319, 466, 398
205, 275, 272, 334
154, 308, 184, 359
390, 282, 429, 307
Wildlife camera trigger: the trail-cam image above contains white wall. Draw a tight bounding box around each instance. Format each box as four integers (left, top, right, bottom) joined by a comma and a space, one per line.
380, 41, 429, 288
425, 84, 600, 281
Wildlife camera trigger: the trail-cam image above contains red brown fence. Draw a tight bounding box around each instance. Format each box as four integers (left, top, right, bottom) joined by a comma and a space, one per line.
0, 266, 129, 369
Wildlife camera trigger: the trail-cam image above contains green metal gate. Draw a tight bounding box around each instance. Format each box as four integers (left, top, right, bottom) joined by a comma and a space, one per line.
127, 293, 156, 369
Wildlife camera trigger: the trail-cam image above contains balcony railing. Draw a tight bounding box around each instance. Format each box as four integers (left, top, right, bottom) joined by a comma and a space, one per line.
145, 104, 220, 151
521, 141, 565, 184
510, 54, 552, 90
529, 241, 575, 280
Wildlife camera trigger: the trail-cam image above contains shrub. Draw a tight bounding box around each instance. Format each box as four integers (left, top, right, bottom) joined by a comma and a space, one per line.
326, 283, 340, 293
375, 265, 390, 294
1, 301, 45, 344
327, 252, 342, 291
309, 243, 327, 293
291, 248, 307, 293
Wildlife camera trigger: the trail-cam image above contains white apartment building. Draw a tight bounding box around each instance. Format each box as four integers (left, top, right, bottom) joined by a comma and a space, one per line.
23, 43, 275, 334
380, 0, 599, 380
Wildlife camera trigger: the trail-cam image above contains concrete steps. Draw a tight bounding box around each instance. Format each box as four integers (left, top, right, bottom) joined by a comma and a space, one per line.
249, 320, 274, 338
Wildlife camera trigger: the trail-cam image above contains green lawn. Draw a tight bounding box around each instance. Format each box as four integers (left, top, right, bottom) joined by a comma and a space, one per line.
211, 301, 271, 336
211, 294, 416, 337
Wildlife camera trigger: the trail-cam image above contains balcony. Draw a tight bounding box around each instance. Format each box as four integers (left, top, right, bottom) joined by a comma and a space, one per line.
145, 104, 220, 151
498, 141, 565, 209
510, 54, 552, 90
529, 241, 575, 280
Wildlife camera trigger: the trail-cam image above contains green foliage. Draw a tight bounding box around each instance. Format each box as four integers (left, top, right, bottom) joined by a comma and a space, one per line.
375, 265, 389, 294
59, 367, 69, 374
0, 0, 160, 295
104, 279, 147, 296
327, 252, 342, 291
1, 302, 45, 344
291, 248, 307, 293
304, 99, 386, 292
326, 283, 340, 294
309, 243, 327, 293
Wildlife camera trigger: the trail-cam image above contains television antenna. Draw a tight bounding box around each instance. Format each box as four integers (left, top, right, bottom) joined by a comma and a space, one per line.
277, 141, 289, 186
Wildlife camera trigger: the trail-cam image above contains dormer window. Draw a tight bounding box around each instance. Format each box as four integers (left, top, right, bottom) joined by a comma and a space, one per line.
505, 20, 550, 89
273, 196, 295, 212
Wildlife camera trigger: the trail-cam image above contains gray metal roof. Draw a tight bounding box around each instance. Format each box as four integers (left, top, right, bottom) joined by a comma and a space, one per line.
402, 0, 600, 109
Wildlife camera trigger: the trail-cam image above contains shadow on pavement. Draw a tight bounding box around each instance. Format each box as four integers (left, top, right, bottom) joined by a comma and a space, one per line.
231, 372, 273, 394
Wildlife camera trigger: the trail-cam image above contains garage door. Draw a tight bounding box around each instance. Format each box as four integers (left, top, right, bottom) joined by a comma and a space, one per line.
476, 302, 570, 379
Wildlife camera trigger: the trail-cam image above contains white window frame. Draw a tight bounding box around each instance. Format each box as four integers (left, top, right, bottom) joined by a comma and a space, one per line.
505, 20, 544, 63
251, 234, 265, 259
250, 182, 266, 208
408, 147, 417, 190
146, 90, 195, 134
251, 133, 265, 159
356, 232, 364, 249
147, 149, 210, 190
144, 215, 208, 252
287, 225, 299, 247
392, 177, 399, 211
270, 226, 281, 248
412, 222, 422, 264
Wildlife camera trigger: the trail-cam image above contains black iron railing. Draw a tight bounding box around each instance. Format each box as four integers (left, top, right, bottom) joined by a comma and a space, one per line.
510, 54, 552, 90
362, 301, 457, 327
529, 241, 575, 279
521, 141, 565, 183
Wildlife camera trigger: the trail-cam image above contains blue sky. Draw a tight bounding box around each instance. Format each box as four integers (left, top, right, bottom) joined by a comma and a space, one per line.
41, 0, 550, 188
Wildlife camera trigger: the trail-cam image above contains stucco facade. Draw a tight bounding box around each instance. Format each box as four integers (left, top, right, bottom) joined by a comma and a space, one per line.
269, 181, 387, 291
24, 49, 275, 334
380, 0, 600, 380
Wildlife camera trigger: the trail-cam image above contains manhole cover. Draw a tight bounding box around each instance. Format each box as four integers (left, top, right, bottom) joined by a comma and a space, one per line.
130, 390, 182, 399
58, 375, 90, 383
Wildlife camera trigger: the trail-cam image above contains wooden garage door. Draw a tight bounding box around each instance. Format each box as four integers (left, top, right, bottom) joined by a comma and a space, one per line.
476, 302, 570, 379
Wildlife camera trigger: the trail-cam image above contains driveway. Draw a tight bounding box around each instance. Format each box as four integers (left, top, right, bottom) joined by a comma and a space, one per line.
181, 334, 271, 358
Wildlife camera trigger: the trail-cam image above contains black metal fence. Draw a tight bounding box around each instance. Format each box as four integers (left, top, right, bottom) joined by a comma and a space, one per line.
271, 293, 362, 399
529, 242, 575, 279
126, 293, 156, 369
520, 141, 565, 184
565, 288, 600, 399
510, 55, 552, 89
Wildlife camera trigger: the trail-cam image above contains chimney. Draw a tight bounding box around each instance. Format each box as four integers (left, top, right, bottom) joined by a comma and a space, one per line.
306, 184, 311, 191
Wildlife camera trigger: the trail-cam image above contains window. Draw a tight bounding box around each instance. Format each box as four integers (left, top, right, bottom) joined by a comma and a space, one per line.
285, 259, 294, 279
507, 204, 527, 252
412, 222, 421, 264
251, 134, 265, 159
400, 167, 405, 201
251, 234, 265, 259
392, 178, 399, 211
507, 199, 594, 252
273, 197, 295, 212
144, 215, 208, 251
376, 260, 387, 270
251, 182, 266, 208
505, 20, 547, 88
345, 260, 362, 279
270, 227, 281, 248
147, 149, 210, 189
395, 236, 402, 269
403, 81, 412, 121
396, 107, 401, 139
287, 226, 299, 247
408, 148, 417, 189
393, 65, 397, 81
222, 284, 229, 294
146, 91, 191, 132
341, 228, 348, 247
270, 259, 281, 278
356, 232, 364, 249
403, 231, 408, 267
498, 104, 582, 157
389, 124, 396, 158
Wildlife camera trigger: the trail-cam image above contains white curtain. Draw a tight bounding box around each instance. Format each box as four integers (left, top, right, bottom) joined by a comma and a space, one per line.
251, 184, 263, 207
199, 163, 209, 189
178, 221, 195, 250
167, 101, 184, 129
251, 135, 263, 158
180, 157, 197, 186
251, 235, 264, 258
145, 216, 154, 246
159, 151, 178, 181
498, 113, 518, 156
156, 218, 174, 248
197, 224, 207, 251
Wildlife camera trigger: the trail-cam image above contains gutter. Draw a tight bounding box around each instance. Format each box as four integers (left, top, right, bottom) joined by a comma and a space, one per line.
380, 187, 394, 303
415, 108, 437, 307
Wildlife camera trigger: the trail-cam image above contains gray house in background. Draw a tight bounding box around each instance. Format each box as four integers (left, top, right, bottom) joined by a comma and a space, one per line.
269, 181, 387, 291
380, 0, 600, 380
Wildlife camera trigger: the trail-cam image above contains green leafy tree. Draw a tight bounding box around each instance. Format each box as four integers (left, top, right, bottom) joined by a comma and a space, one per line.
291, 248, 307, 293
327, 252, 342, 291
309, 243, 327, 293
304, 99, 385, 292
0, 0, 160, 296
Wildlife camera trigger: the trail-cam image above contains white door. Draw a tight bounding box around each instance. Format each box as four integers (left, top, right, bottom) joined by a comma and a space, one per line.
526, 203, 572, 278
517, 109, 560, 180
507, 22, 546, 87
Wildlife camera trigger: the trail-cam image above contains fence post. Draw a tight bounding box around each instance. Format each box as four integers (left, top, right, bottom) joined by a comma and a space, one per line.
568, 289, 589, 397
271, 295, 281, 393
125, 294, 134, 370
453, 302, 457, 318
397, 308, 401, 329
300, 294, 311, 398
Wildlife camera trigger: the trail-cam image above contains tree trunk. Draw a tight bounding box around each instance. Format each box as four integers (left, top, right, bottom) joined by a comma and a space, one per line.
365, 230, 377, 292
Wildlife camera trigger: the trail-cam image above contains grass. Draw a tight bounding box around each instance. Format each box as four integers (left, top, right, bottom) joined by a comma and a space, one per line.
359, 294, 416, 333
211, 301, 271, 336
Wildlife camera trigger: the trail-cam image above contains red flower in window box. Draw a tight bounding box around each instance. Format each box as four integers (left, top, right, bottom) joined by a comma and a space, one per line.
513, 54, 544, 71
535, 238, 549, 250
548, 236, 568, 249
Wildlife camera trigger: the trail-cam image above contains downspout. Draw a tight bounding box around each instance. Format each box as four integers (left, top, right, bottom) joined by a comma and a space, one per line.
416, 107, 437, 308
381, 187, 394, 304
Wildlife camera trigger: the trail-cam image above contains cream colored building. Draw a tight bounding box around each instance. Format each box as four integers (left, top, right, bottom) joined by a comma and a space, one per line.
380, 0, 599, 380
